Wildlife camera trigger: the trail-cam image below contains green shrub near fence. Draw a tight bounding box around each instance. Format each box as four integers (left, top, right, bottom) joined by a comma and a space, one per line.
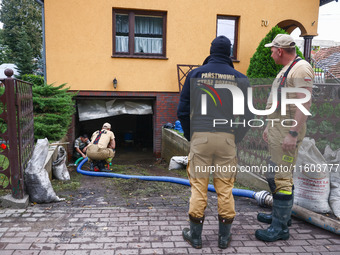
21, 74, 77, 141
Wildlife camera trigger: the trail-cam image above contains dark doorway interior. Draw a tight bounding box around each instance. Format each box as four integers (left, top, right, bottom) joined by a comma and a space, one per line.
76, 114, 153, 150
74, 98, 155, 162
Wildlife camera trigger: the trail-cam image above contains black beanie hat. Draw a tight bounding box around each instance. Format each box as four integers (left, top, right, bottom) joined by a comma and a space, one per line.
210, 35, 231, 57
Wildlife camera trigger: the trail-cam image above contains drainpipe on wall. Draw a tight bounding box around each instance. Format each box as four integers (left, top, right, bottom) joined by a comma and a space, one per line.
303, 35, 314, 63
35, 0, 46, 82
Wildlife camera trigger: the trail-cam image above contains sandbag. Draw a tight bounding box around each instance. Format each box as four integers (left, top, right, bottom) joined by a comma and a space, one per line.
294, 137, 331, 213
324, 145, 340, 219
169, 156, 188, 170
52, 146, 70, 181
24, 138, 63, 203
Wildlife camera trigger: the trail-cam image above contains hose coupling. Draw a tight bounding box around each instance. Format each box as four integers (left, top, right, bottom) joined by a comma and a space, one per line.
254, 190, 273, 207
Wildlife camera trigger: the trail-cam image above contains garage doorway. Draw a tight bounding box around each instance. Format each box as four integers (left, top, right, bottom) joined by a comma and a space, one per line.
75, 98, 154, 162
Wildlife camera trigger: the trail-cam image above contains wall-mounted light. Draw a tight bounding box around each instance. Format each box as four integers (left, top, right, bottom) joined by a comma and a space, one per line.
113, 78, 117, 89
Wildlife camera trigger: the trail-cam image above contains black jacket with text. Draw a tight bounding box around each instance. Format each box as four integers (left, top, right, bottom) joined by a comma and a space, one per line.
177, 48, 254, 143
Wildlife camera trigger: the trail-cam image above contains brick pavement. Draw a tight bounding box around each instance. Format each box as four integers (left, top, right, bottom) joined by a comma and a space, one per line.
0, 196, 339, 255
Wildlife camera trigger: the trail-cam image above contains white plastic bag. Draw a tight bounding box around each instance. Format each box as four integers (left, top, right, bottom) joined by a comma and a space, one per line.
52, 146, 70, 181
169, 156, 188, 170
25, 138, 63, 203
324, 145, 340, 219
294, 137, 331, 213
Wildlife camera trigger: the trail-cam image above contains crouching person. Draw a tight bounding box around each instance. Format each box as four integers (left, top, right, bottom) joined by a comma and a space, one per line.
87, 122, 116, 172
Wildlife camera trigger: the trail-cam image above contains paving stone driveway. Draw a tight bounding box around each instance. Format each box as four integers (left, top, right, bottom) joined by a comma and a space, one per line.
1, 195, 339, 255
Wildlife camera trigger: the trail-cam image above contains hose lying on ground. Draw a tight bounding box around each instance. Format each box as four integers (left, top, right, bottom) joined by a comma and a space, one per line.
76, 157, 255, 198
76, 157, 340, 235
75, 157, 85, 166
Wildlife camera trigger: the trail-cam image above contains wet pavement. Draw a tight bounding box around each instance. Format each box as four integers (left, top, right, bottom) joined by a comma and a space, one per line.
1, 150, 339, 254
1, 193, 339, 255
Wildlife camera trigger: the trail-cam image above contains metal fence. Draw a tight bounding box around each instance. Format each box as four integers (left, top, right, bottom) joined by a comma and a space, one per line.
0, 69, 34, 199
177, 64, 200, 92
177, 64, 339, 178
237, 83, 340, 178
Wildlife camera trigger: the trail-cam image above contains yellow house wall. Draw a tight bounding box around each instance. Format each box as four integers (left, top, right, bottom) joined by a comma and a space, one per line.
44, 0, 319, 92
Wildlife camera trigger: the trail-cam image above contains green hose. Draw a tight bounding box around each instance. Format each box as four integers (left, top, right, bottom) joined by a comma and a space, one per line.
74, 157, 84, 166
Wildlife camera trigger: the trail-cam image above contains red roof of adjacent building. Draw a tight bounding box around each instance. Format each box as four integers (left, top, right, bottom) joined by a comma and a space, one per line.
313, 46, 340, 79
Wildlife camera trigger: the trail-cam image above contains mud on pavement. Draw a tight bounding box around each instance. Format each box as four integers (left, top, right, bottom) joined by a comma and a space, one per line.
39, 155, 194, 210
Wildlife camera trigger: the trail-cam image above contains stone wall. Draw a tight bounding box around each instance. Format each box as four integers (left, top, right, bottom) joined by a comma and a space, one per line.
161, 128, 269, 191
161, 128, 189, 163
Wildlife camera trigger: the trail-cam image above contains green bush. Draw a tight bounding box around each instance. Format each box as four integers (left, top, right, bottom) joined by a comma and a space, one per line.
21, 74, 45, 86
21, 75, 76, 141
247, 26, 304, 82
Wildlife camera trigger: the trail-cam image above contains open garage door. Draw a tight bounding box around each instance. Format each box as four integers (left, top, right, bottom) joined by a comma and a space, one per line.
75, 99, 154, 153
77, 99, 153, 121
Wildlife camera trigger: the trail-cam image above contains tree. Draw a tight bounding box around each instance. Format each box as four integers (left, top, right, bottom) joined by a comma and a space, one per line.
15, 30, 36, 76
0, 29, 12, 64
246, 26, 304, 81
0, 0, 42, 74
21, 74, 77, 141
35, 49, 44, 76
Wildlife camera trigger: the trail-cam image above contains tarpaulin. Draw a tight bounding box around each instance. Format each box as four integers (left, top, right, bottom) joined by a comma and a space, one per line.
77, 99, 153, 121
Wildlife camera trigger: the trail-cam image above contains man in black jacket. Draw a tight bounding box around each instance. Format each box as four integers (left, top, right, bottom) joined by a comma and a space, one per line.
177, 36, 253, 249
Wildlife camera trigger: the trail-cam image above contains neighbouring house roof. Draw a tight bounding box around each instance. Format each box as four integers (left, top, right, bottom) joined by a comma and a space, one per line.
0, 63, 19, 79
314, 46, 340, 79
320, 0, 338, 6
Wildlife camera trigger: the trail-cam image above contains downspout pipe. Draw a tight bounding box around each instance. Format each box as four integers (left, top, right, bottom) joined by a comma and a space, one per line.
77, 157, 340, 235
35, 0, 46, 82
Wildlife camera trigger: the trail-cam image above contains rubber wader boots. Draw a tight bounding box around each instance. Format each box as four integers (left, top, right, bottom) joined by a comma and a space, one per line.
257, 193, 293, 226
97, 160, 107, 172
255, 198, 293, 242
182, 215, 204, 249
89, 162, 95, 171
218, 215, 233, 249
257, 213, 292, 226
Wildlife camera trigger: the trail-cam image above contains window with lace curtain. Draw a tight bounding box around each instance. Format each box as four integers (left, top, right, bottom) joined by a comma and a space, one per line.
113, 9, 167, 58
